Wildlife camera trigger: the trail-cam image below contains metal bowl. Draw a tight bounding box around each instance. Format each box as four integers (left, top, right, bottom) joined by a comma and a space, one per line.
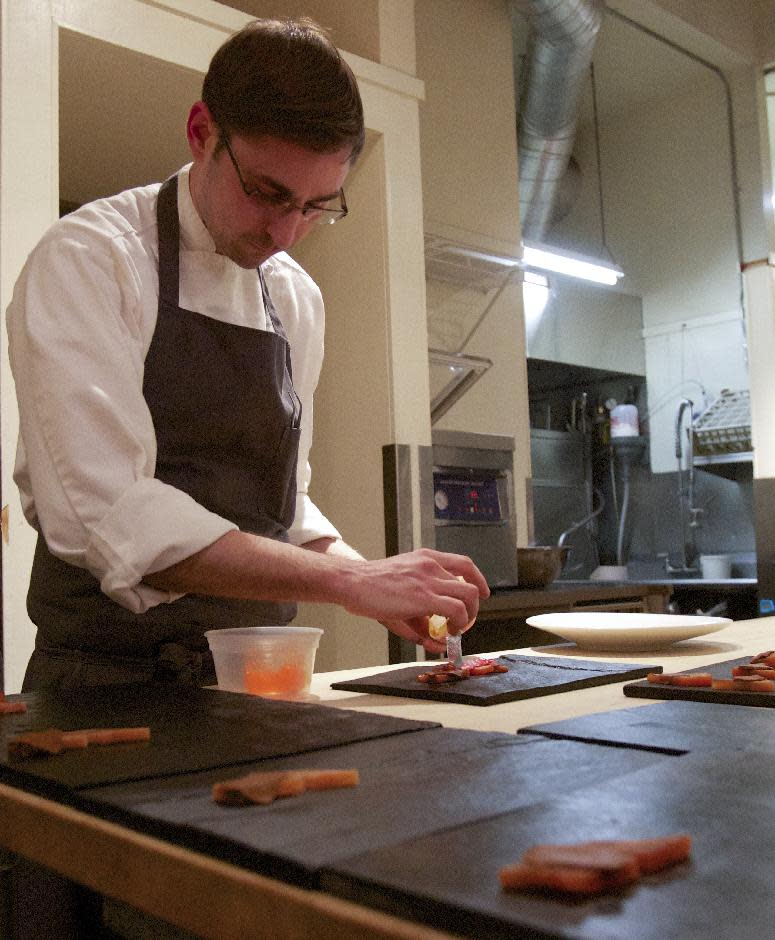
517, 546, 569, 588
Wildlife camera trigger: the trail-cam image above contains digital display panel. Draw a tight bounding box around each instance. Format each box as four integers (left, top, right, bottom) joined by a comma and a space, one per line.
433, 472, 502, 523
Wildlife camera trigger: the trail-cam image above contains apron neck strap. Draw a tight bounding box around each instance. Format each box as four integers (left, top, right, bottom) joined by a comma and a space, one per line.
157, 175, 181, 309
257, 266, 288, 342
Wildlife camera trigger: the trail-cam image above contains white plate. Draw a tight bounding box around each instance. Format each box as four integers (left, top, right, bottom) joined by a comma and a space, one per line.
526, 612, 731, 651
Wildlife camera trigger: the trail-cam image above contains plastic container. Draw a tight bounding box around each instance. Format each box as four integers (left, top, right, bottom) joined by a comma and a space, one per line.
205, 626, 323, 700
610, 403, 639, 438
700, 554, 732, 580
590, 565, 629, 581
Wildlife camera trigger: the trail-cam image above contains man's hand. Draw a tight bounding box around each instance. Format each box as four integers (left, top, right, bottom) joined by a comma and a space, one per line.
146, 534, 488, 649
301, 540, 486, 650
338, 548, 488, 645
378, 616, 447, 654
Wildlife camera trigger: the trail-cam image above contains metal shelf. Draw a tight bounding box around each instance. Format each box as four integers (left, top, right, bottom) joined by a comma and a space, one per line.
694, 451, 753, 466
693, 451, 753, 480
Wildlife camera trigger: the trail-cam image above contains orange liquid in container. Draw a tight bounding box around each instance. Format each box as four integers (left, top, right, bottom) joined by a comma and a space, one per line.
244, 662, 307, 697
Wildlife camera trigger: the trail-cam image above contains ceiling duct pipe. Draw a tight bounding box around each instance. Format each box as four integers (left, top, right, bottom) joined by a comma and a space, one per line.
513, 0, 604, 242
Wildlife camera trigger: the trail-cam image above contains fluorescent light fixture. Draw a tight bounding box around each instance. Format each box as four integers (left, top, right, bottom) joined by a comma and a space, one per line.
522, 240, 624, 286
423, 236, 624, 287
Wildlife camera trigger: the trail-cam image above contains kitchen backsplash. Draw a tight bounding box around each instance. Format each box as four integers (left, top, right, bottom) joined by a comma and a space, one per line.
531, 430, 755, 579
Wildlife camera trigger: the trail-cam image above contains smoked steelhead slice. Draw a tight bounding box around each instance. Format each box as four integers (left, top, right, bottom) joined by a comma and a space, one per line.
500, 833, 692, 896
212, 768, 360, 806
646, 672, 712, 687
647, 654, 775, 693
417, 657, 509, 683
8, 726, 150, 757
522, 834, 692, 875
499, 859, 639, 895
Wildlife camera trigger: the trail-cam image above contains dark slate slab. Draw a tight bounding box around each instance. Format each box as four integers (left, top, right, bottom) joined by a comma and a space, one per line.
0, 684, 438, 793
330, 655, 659, 705
519, 698, 775, 755
322, 749, 775, 939
77, 731, 666, 888
623, 656, 775, 708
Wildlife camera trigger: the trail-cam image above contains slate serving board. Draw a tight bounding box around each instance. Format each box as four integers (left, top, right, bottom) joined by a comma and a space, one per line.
0, 684, 438, 792
623, 655, 775, 708
330, 655, 659, 705
322, 748, 775, 939
78, 730, 667, 889
519, 698, 775, 755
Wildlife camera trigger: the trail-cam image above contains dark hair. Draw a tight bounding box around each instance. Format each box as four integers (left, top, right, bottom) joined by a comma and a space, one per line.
202, 17, 365, 163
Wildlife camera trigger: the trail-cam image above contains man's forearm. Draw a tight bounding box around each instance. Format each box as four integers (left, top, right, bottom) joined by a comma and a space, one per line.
144, 530, 354, 604
144, 530, 489, 634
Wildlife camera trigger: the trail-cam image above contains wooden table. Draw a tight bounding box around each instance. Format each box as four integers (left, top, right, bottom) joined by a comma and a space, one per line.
312, 614, 775, 732
1, 615, 773, 939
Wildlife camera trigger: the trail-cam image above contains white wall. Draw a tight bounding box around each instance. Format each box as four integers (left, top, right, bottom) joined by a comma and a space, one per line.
526, 279, 645, 375
415, 0, 532, 545
544, 20, 745, 474
600, 2, 775, 479
611, 87, 739, 324
744, 71, 775, 477
611, 81, 745, 471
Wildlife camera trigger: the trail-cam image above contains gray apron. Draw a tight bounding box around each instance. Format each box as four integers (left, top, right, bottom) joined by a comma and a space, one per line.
23, 174, 302, 690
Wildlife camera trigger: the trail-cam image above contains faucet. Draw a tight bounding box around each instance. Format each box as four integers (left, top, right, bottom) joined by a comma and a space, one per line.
666, 398, 703, 574
557, 487, 605, 557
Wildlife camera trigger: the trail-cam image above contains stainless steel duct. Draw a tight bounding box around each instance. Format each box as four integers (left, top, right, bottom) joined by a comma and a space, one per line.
513, 0, 604, 241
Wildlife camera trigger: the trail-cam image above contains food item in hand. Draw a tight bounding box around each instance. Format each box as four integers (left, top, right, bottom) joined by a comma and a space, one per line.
646, 672, 712, 687
9, 726, 150, 757
428, 575, 476, 641
500, 833, 692, 896
428, 614, 450, 641
416, 657, 509, 683
212, 768, 359, 806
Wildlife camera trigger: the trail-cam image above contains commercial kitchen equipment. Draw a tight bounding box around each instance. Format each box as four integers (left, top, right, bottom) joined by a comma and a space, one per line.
383, 429, 674, 661
383, 430, 519, 662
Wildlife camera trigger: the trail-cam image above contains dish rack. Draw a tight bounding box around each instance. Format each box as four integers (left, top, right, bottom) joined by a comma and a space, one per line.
692, 389, 752, 456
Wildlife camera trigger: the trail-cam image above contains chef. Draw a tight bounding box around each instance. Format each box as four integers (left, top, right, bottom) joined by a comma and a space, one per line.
6, 16, 487, 691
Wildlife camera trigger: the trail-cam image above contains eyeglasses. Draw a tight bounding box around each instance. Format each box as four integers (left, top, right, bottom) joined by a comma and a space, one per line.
221, 134, 348, 226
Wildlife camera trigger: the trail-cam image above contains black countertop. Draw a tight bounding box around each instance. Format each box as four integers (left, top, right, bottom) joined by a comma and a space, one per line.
559, 578, 757, 590
480, 580, 674, 615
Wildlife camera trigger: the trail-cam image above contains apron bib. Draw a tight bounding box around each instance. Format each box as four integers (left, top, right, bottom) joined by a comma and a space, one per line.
24, 175, 302, 689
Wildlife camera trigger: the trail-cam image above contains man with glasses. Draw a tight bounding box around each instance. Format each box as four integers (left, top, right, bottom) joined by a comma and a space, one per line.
7, 17, 487, 691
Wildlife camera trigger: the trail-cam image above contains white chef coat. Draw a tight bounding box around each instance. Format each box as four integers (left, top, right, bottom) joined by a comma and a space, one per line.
6, 164, 341, 614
